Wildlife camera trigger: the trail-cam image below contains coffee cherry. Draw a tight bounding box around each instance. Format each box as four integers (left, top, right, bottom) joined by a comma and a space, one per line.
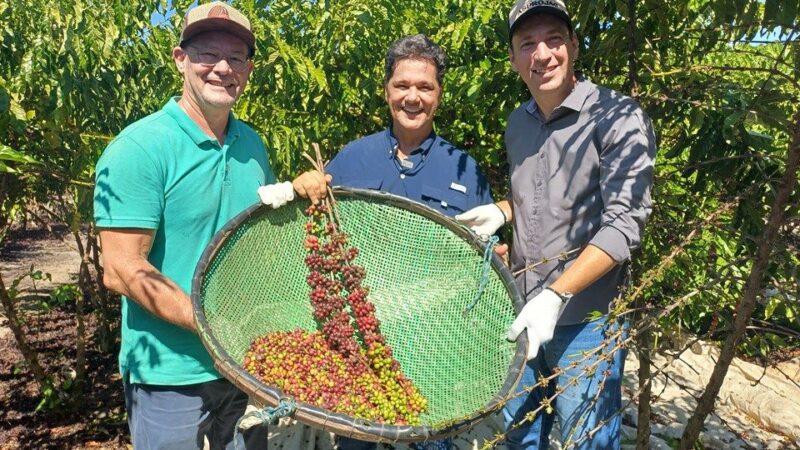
242, 203, 428, 424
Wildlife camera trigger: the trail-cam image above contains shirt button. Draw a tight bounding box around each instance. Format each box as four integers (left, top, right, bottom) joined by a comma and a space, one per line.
400, 174, 406, 179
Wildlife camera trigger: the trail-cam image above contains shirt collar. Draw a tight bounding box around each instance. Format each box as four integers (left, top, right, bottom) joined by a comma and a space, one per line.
524, 75, 593, 120
164, 97, 241, 147
385, 127, 437, 159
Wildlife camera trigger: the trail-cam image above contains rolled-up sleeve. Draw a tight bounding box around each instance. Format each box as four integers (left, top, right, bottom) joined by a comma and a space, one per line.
590, 104, 656, 263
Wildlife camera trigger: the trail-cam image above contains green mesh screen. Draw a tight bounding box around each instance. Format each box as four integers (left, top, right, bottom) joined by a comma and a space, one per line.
197, 192, 518, 428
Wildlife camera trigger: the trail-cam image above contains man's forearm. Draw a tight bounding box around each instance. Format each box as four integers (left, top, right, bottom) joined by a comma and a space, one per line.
105, 260, 196, 331
548, 244, 616, 296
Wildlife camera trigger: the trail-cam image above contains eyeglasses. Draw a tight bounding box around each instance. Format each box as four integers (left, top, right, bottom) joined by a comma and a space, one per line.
186, 46, 251, 73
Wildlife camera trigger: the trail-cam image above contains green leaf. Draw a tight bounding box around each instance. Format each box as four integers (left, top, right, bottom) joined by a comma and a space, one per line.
745, 129, 774, 142
9, 99, 26, 121
467, 83, 480, 99
451, 19, 471, 51
0, 85, 9, 114
780, 0, 799, 25
689, 107, 705, 131
722, 110, 745, 143
355, 11, 373, 26
763, 0, 780, 23
764, 296, 780, 320
307, 63, 329, 92
102, 23, 119, 59
0, 143, 40, 167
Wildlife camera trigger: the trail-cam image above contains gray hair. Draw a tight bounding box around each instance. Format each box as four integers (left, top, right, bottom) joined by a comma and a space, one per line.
384, 34, 446, 86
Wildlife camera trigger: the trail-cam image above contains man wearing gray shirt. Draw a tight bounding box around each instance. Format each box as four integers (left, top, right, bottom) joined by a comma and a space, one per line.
456, 0, 655, 448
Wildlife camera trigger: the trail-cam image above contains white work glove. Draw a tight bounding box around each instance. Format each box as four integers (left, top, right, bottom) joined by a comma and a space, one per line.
507, 289, 567, 360
257, 181, 295, 208
455, 203, 506, 240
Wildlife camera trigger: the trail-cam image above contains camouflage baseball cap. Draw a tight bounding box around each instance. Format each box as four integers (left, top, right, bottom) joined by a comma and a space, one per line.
508, 0, 572, 38
180, 1, 255, 56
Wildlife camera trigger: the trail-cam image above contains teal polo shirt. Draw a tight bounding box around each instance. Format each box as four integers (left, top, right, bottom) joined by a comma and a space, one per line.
94, 98, 276, 385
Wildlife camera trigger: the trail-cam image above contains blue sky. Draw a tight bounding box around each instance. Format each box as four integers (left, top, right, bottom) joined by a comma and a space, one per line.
150, 1, 202, 27
150, 6, 175, 27
755, 27, 794, 43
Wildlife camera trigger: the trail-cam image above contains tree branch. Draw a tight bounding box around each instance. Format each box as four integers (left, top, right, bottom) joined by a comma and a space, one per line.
679, 109, 800, 448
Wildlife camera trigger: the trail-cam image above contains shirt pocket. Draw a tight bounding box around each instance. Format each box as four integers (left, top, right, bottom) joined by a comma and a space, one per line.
421, 185, 468, 215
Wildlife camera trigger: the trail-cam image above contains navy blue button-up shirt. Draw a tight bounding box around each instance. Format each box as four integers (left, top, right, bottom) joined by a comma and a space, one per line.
326, 129, 493, 217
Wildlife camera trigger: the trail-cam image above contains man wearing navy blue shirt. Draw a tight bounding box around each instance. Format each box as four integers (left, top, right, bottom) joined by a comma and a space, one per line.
294, 34, 493, 221
286, 33, 496, 450
325, 128, 492, 217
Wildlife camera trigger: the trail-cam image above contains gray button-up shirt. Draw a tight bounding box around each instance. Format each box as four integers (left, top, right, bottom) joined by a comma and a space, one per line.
506, 77, 656, 325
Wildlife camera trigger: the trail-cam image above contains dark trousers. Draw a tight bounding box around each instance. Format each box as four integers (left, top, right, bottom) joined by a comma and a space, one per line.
124, 375, 267, 449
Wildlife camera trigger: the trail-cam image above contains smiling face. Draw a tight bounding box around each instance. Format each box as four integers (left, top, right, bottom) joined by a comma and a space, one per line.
384, 57, 441, 139
173, 30, 253, 113
509, 13, 578, 111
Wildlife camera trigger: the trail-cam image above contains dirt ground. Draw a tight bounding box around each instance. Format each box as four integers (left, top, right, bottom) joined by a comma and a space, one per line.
0, 226, 129, 449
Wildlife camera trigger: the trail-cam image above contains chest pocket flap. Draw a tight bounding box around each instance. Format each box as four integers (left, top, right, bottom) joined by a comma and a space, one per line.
421, 185, 468, 212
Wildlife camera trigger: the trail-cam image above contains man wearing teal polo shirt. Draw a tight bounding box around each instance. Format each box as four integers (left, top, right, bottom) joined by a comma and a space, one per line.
93, 3, 331, 448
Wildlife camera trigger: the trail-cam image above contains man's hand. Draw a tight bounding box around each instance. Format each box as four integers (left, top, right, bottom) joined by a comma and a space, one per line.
292, 170, 331, 205
257, 181, 295, 208
506, 289, 566, 360
455, 203, 506, 239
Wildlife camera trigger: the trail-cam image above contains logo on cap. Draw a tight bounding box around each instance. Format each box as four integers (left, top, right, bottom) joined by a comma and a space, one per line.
208, 5, 230, 19
516, 0, 563, 20
510, 0, 570, 34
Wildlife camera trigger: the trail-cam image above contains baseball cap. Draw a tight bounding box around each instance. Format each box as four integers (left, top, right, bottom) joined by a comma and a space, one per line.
180, 1, 256, 56
508, 0, 572, 38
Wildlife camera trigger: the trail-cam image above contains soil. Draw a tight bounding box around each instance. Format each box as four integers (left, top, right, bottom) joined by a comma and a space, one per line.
0, 226, 129, 449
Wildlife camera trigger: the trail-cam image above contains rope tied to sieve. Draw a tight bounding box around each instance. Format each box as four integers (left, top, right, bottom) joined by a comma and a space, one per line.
234, 398, 297, 450
463, 235, 500, 316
